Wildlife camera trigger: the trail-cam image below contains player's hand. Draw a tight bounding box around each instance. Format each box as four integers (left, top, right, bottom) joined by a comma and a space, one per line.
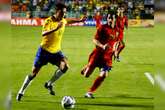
80, 15, 87, 22
102, 44, 110, 50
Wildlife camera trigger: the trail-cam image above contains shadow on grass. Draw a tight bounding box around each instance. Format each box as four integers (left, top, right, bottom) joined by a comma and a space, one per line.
112, 94, 154, 99
76, 95, 153, 108
73, 94, 153, 100
77, 102, 153, 108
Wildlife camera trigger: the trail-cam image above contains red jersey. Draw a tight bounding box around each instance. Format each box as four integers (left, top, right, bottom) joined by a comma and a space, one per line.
94, 15, 102, 28
116, 15, 128, 31
95, 24, 118, 50
88, 24, 118, 67
116, 15, 128, 40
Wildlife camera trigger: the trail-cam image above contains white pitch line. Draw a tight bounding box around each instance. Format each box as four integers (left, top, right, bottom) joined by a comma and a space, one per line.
155, 74, 165, 91
144, 72, 155, 85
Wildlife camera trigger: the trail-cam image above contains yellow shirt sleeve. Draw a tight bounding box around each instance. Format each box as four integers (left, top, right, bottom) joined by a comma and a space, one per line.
63, 18, 67, 25
42, 18, 52, 32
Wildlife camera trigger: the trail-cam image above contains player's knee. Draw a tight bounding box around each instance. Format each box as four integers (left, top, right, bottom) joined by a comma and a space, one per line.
60, 60, 69, 73
99, 72, 107, 78
100, 66, 111, 77
121, 41, 125, 47
119, 44, 124, 50
61, 64, 68, 73
84, 66, 93, 78
101, 75, 106, 81
28, 74, 36, 80
32, 67, 40, 77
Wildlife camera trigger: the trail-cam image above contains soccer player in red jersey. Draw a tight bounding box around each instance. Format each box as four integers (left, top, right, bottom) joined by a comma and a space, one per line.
115, 6, 128, 61
81, 12, 118, 98
94, 11, 103, 29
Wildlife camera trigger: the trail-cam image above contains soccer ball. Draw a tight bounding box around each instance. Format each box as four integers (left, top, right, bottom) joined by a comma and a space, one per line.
61, 96, 76, 109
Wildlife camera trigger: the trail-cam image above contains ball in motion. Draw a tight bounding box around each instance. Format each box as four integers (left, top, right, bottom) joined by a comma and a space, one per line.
61, 96, 76, 109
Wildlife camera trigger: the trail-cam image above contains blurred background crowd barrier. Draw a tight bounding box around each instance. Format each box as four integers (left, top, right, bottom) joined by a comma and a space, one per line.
11, 0, 154, 27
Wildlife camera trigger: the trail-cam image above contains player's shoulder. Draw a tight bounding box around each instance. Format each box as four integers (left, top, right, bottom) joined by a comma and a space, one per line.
97, 24, 107, 32
97, 25, 103, 31
61, 18, 67, 24
44, 17, 52, 24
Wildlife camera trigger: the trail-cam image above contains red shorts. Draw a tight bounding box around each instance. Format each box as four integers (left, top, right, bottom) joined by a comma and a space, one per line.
88, 48, 113, 68
81, 48, 113, 77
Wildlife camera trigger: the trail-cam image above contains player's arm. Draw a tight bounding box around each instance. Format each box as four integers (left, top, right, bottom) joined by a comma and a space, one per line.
42, 22, 63, 36
67, 16, 87, 24
93, 38, 104, 49
93, 39, 109, 50
93, 27, 109, 50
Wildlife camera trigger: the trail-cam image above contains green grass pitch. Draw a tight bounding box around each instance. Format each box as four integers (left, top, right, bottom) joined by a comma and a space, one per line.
11, 25, 155, 110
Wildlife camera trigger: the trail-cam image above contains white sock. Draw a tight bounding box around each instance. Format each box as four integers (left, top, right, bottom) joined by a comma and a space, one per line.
48, 69, 64, 85
18, 75, 32, 94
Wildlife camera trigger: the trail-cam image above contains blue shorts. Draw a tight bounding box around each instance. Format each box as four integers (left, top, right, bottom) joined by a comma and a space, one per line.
33, 47, 66, 68
100, 65, 112, 72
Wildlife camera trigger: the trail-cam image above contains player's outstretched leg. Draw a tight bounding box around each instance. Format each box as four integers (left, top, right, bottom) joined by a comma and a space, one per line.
114, 41, 120, 61
115, 40, 125, 62
44, 69, 64, 95
85, 75, 105, 98
81, 64, 95, 78
16, 74, 35, 101
84, 70, 107, 98
16, 67, 40, 101
45, 60, 68, 95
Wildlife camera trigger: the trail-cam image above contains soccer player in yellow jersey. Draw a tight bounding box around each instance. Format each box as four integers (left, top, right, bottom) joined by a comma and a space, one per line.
16, 3, 86, 101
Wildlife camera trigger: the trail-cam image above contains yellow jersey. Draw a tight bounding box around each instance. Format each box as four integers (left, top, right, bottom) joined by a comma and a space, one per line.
40, 16, 67, 53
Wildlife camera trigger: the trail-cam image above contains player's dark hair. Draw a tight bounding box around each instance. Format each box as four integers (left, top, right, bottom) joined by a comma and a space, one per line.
118, 2, 128, 14
106, 11, 117, 20
55, 3, 67, 11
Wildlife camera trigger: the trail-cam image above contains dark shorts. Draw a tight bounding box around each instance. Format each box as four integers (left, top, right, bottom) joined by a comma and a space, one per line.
100, 65, 111, 72
33, 47, 66, 68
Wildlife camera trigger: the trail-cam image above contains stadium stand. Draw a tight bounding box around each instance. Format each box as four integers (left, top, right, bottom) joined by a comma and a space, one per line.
11, 0, 154, 19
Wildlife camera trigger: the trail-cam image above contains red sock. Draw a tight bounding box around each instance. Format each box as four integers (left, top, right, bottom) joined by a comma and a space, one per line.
88, 76, 105, 93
